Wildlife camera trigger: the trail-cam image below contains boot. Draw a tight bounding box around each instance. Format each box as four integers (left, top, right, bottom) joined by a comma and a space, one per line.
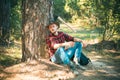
68, 61, 79, 75
74, 58, 86, 70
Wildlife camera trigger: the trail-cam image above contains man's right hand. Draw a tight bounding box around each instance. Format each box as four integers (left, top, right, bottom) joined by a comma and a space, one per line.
54, 41, 74, 49
82, 41, 87, 48
64, 41, 74, 50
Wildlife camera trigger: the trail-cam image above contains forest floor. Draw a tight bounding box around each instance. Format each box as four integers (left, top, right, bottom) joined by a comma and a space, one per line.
0, 24, 120, 80
0, 48, 120, 80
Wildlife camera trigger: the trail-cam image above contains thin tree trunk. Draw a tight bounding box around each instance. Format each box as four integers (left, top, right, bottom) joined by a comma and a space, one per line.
22, 0, 53, 62
0, 0, 11, 45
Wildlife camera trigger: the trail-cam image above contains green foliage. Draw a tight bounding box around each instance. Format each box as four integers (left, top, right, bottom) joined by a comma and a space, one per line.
0, 54, 17, 66
54, 0, 97, 25
0, 46, 21, 67
8, 0, 120, 41
53, 0, 120, 41
92, 0, 120, 40
112, 0, 120, 20
10, 0, 22, 40
53, 0, 72, 20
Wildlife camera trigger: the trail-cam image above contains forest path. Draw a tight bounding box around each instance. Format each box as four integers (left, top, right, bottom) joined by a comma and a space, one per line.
0, 24, 120, 80
0, 52, 120, 80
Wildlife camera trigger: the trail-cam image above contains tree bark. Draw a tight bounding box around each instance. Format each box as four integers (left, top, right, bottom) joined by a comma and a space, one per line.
22, 0, 53, 62
0, 0, 11, 45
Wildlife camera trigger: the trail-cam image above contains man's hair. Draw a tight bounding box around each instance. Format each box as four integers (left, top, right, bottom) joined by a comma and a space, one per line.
46, 21, 60, 29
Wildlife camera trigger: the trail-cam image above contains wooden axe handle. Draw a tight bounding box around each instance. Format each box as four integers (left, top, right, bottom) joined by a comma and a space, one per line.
57, 16, 76, 32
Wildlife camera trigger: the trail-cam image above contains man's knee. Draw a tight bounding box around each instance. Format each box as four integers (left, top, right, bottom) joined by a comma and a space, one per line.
57, 47, 64, 52
75, 42, 82, 47
56, 47, 70, 64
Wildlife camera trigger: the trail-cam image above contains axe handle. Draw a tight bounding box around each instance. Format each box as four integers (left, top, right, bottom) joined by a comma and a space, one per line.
58, 16, 76, 32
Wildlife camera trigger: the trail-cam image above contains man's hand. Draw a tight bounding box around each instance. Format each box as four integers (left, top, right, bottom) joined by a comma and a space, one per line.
64, 41, 74, 50
54, 41, 74, 49
82, 41, 87, 48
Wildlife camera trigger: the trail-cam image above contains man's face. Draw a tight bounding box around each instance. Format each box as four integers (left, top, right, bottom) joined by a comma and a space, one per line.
49, 24, 58, 33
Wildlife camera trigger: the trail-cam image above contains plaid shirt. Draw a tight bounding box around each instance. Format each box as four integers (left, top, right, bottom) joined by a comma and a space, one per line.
46, 31, 74, 57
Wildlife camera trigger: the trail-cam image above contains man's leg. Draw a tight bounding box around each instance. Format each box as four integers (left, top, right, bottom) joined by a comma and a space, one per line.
73, 42, 86, 70
65, 42, 86, 70
50, 42, 82, 64
51, 47, 78, 73
51, 47, 71, 64
73, 42, 82, 61
65, 42, 82, 61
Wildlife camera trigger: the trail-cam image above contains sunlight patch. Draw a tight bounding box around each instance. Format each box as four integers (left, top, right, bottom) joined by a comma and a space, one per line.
91, 60, 107, 68
82, 70, 97, 76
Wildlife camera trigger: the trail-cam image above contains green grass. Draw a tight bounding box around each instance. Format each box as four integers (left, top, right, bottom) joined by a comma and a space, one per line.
59, 24, 102, 40
0, 45, 21, 67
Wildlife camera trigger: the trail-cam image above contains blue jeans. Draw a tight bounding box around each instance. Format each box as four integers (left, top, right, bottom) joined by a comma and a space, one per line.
50, 42, 82, 65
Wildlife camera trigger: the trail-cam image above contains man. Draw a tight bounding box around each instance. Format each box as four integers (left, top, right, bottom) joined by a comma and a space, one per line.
46, 21, 87, 74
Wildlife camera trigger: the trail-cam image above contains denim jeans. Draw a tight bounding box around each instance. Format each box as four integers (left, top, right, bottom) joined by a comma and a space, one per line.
50, 42, 82, 65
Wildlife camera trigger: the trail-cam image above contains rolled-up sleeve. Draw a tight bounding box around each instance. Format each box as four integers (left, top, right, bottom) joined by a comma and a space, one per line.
46, 37, 55, 49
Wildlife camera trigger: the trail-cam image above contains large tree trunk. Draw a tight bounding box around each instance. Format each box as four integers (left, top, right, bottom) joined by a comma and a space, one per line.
0, 0, 11, 45
22, 0, 53, 62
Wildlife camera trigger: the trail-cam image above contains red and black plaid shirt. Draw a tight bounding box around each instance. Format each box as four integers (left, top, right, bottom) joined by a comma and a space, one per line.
46, 31, 74, 57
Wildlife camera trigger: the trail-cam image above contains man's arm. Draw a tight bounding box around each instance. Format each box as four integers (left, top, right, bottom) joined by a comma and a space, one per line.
74, 38, 87, 48
74, 38, 83, 42
53, 43, 65, 49
53, 38, 87, 49
53, 41, 74, 49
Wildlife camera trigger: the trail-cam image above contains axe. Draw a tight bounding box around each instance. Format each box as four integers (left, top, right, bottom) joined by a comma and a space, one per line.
56, 16, 77, 33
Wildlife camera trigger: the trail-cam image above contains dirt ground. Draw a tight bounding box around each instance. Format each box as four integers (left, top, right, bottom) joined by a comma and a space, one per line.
0, 25, 120, 80
0, 50, 120, 80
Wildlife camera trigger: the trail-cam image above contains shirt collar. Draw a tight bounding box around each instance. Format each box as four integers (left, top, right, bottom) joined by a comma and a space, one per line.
49, 31, 59, 36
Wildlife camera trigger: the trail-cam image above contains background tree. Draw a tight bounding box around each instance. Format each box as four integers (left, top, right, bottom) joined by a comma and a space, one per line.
54, 0, 120, 41
22, 0, 53, 61
0, 0, 11, 45
92, 0, 120, 41
10, 0, 22, 40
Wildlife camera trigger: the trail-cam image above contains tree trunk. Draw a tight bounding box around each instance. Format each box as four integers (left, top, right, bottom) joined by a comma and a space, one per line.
22, 0, 53, 62
0, 0, 11, 45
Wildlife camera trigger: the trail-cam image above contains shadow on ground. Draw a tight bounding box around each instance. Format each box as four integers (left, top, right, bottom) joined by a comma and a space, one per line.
0, 40, 120, 80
